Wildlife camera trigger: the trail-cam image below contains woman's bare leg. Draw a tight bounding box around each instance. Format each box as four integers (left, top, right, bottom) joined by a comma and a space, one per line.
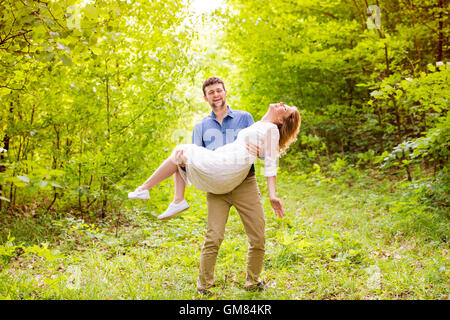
173, 170, 186, 204
139, 155, 178, 191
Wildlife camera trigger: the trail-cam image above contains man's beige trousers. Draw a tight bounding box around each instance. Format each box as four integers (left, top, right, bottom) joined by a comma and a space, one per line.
197, 174, 265, 290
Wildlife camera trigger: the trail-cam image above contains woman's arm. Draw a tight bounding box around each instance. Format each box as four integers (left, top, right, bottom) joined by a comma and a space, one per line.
267, 176, 284, 218
264, 126, 284, 218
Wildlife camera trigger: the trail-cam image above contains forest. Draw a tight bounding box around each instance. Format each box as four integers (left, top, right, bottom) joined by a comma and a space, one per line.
0, 0, 448, 300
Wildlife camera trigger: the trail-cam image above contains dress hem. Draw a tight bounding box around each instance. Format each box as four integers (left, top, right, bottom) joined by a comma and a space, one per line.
177, 165, 191, 188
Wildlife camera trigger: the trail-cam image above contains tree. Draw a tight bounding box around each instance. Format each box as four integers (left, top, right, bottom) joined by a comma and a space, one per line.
0, 0, 196, 215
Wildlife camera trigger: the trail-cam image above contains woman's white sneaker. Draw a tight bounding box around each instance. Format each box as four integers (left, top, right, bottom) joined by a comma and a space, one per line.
128, 188, 150, 200
158, 200, 189, 220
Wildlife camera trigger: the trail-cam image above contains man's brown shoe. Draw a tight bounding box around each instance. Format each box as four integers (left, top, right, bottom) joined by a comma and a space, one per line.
244, 282, 267, 292
197, 288, 214, 297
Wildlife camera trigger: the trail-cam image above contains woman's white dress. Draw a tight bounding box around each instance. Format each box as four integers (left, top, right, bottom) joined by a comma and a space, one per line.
175, 121, 279, 194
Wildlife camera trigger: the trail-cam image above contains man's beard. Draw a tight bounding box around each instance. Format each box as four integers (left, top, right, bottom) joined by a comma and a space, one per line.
212, 99, 226, 109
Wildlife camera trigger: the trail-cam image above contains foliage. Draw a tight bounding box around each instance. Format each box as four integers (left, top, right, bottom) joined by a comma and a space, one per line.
1, 0, 197, 215
220, 0, 449, 172
0, 0, 448, 301
0, 170, 448, 300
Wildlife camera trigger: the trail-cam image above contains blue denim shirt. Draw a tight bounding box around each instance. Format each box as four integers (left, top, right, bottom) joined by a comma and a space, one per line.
192, 106, 255, 172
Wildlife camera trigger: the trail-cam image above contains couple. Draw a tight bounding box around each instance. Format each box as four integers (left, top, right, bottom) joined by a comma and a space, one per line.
128, 77, 301, 293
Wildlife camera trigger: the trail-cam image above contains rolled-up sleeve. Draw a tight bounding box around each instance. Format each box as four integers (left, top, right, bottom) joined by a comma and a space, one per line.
264, 126, 279, 177
246, 112, 255, 126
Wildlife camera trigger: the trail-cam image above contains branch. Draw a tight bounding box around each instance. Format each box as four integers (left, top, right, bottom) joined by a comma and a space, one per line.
0, 85, 26, 90
48, 10, 68, 31
33, 0, 49, 5
37, 1, 69, 32
110, 78, 172, 135
22, 32, 31, 47
45, 189, 58, 214
1, 3, 18, 45
8, 0, 17, 20
0, 30, 32, 47
306, 7, 339, 20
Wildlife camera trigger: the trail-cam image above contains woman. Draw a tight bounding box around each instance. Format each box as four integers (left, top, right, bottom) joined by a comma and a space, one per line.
129, 102, 301, 220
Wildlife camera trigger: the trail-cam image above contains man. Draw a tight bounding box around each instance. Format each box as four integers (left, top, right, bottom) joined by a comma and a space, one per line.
192, 77, 266, 294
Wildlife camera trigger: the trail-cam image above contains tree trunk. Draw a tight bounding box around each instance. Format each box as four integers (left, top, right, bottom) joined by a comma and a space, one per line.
437, 0, 444, 61
351, 0, 366, 31
0, 128, 10, 211
408, 1, 423, 70
101, 61, 111, 219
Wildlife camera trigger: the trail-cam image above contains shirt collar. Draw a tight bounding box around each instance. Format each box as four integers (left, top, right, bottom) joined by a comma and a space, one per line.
210, 105, 234, 119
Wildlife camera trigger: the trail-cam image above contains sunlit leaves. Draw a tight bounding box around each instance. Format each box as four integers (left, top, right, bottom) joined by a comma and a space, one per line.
0, 0, 194, 213
221, 0, 449, 176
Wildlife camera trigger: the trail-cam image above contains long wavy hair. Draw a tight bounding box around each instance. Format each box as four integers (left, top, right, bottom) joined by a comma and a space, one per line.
277, 107, 301, 155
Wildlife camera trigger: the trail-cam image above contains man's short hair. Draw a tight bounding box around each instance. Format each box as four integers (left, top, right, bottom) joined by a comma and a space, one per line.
202, 77, 226, 96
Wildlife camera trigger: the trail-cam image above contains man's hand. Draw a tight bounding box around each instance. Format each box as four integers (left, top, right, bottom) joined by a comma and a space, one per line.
270, 197, 284, 218
246, 139, 264, 158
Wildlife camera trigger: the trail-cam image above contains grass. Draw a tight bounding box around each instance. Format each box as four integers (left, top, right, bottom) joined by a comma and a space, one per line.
0, 167, 448, 300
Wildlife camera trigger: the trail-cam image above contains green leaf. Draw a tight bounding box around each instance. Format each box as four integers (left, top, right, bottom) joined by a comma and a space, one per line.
59, 54, 72, 66
50, 182, 63, 188
84, 6, 99, 20
91, 47, 102, 55
37, 180, 48, 188
17, 175, 30, 183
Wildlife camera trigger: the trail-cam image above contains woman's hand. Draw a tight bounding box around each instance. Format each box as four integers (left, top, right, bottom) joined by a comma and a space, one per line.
270, 196, 285, 218
266, 176, 283, 218
174, 149, 186, 167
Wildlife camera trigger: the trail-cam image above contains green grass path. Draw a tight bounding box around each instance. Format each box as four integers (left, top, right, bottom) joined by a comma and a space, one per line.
1, 170, 448, 299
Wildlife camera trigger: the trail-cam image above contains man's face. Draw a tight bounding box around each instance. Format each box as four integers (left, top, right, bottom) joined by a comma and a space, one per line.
203, 83, 227, 109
